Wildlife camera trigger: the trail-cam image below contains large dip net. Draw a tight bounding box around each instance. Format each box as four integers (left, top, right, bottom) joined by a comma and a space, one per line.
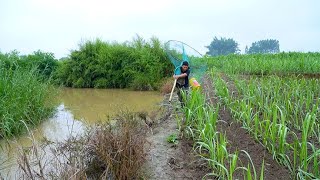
164, 40, 207, 82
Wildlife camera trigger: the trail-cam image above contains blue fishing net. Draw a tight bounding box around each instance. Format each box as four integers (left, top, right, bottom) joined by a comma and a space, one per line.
164, 40, 207, 82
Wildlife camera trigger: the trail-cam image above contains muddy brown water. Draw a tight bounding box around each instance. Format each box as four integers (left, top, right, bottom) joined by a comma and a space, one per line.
0, 88, 162, 179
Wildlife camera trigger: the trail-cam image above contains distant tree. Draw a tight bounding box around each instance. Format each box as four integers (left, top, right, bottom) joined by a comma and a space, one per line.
247, 39, 280, 54
24, 50, 58, 79
59, 57, 69, 61
205, 36, 240, 56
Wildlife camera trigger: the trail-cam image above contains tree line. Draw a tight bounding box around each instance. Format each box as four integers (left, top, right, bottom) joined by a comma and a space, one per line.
0, 36, 173, 90
205, 37, 280, 56
0, 35, 284, 91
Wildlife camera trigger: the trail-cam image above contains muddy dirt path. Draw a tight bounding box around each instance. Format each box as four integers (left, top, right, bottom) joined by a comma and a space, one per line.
143, 99, 209, 179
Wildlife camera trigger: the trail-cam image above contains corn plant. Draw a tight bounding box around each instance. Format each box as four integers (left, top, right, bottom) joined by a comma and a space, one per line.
181, 89, 256, 179
207, 52, 320, 75
210, 69, 320, 179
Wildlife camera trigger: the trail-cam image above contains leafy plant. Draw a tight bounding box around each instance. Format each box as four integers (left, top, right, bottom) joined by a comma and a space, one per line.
166, 134, 179, 145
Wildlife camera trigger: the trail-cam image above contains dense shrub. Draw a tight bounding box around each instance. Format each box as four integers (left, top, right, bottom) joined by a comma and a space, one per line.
54, 36, 173, 90
0, 50, 58, 80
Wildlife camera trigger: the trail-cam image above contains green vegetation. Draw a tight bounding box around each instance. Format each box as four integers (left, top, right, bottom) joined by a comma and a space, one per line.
205, 36, 240, 56
180, 90, 261, 179
0, 36, 172, 137
211, 73, 320, 179
0, 50, 58, 80
207, 52, 320, 75
166, 133, 178, 144
205, 37, 280, 55
177, 52, 320, 179
202, 52, 320, 179
245, 39, 280, 54
2, 36, 319, 179
54, 36, 173, 90
0, 64, 56, 138
0, 50, 57, 137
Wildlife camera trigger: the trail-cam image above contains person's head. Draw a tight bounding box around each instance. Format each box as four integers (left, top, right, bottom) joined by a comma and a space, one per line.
181, 61, 189, 71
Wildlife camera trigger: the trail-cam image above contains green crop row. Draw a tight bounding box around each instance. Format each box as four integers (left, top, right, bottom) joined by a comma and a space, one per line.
211, 70, 319, 179
179, 90, 264, 179
206, 52, 320, 75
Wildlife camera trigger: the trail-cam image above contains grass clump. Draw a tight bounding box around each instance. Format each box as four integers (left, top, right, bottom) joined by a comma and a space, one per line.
0, 65, 56, 138
87, 114, 147, 179
18, 112, 148, 179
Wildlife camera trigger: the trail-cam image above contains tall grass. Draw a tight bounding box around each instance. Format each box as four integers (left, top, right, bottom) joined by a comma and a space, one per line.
0, 65, 56, 138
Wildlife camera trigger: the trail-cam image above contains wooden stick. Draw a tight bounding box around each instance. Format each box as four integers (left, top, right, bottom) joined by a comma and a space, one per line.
169, 79, 177, 102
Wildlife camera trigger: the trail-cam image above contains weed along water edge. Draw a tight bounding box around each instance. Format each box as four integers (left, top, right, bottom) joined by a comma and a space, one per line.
0, 88, 162, 179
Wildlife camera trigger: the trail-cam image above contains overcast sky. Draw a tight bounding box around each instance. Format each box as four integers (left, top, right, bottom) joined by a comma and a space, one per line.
1, 0, 319, 58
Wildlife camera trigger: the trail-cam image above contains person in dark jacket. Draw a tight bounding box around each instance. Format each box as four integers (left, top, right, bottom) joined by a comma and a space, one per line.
173, 61, 190, 106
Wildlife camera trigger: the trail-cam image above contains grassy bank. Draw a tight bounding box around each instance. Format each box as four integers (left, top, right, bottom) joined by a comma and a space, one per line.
0, 64, 56, 138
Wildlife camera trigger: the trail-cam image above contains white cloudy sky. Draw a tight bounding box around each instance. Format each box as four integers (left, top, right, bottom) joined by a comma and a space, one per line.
1, 0, 319, 58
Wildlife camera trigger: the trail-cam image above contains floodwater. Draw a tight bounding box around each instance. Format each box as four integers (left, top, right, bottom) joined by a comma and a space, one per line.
59, 88, 163, 123
0, 88, 163, 179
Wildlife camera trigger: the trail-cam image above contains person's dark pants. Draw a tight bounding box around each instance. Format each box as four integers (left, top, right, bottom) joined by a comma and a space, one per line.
176, 84, 189, 107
